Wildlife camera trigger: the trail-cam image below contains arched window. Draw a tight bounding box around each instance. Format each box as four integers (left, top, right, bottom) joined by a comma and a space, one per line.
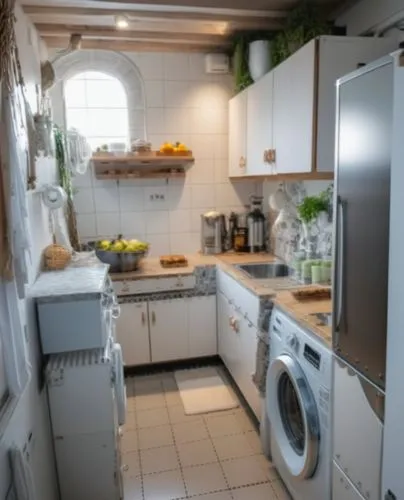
64, 71, 129, 151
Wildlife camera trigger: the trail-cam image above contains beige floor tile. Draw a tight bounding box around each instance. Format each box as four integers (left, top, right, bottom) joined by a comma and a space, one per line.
135, 378, 164, 396
137, 407, 170, 429
221, 456, 269, 489
161, 374, 177, 391
173, 420, 209, 444
121, 430, 138, 453
140, 445, 179, 474
182, 463, 227, 496
136, 392, 166, 411
122, 451, 141, 478
123, 473, 142, 500
138, 424, 174, 450
123, 412, 137, 431
205, 414, 244, 438
125, 379, 136, 398
127, 397, 137, 413
177, 439, 218, 467
168, 404, 202, 424
212, 433, 255, 461
232, 483, 278, 500
143, 469, 186, 500
256, 455, 280, 481
165, 390, 182, 407
245, 430, 263, 454
271, 479, 292, 500
191, 492, 232, 500
233, 408, 256, 432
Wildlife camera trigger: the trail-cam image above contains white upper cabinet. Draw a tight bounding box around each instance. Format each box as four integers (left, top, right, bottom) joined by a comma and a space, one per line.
272, 39, 316, 174
228, 90, 248, 177
246, 71, 274, 175
229, 36, 397, 178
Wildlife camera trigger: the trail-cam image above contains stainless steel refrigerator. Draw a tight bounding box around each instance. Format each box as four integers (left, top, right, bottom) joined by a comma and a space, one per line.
332, 55, 394, 500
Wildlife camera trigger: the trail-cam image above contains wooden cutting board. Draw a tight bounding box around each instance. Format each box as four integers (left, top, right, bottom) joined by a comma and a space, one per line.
291, 286, 331, 301
160, 255, 189, 268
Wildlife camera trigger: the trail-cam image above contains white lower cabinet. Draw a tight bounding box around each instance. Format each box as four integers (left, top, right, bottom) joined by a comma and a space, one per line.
116, 296, 217, 366
149, 299, 189, 362
217, 289, 260, 420
115, 302, 151, 366
188, 295, 217, 357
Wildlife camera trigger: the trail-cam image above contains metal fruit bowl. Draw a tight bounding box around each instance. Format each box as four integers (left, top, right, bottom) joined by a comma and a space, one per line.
95, 249, 148, 273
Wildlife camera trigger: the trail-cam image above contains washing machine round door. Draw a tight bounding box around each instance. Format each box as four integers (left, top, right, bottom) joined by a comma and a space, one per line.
267, 354, 320, 480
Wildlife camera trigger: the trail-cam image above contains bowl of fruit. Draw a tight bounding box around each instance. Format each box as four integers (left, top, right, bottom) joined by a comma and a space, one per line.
95, 235, 149, 273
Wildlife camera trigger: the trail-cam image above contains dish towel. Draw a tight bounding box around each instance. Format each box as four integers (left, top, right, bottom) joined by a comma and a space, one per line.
252, 332, 270, 397
252, 302, 274, 397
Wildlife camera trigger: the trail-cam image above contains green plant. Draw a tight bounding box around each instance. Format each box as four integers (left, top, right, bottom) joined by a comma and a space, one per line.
297, 195, 328, 224
233, 37, 253, 93
272, 0, 333, 66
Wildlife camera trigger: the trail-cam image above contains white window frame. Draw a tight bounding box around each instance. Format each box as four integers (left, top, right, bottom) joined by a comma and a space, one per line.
63, 71, 130, 151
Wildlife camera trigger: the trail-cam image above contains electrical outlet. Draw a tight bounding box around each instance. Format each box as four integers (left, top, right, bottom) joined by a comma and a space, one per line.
149, 193, 165, 201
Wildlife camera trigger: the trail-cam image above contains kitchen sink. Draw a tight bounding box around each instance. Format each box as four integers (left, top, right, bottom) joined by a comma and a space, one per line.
310, 312, 332, 327
236, 262, 290, 280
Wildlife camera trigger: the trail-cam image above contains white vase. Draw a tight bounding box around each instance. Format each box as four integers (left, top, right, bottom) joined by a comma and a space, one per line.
249, 40, 272, 82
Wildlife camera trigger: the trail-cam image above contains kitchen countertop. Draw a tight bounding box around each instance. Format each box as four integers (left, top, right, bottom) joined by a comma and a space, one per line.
109, 252, 332, 346
272, 290, 332, 347
109, 252, 276, 283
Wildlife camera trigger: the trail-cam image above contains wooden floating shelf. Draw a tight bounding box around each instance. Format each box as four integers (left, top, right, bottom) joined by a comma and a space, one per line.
92, 152, 194, 180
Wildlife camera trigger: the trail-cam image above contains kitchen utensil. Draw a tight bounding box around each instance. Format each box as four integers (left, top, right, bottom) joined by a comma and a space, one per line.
95, 249, 148, 273
247, 195, 266, 253
201, 211, 226, 255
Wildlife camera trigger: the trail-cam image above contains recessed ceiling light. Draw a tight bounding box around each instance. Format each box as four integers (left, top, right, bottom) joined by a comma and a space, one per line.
115, 15, 129, 29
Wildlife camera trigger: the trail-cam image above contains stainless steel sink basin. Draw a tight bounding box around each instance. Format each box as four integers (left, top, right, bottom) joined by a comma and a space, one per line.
236, 262, 289, 280
310, 312, 332, 327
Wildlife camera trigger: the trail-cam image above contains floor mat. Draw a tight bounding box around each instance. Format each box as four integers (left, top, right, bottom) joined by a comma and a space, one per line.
174, 366, 239, 415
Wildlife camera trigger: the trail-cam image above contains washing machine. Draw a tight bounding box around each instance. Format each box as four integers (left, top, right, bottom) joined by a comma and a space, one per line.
266, 308, 332, 500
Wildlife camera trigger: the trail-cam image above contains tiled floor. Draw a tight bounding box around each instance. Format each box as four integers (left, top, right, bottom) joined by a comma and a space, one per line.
121, 368, 291, 500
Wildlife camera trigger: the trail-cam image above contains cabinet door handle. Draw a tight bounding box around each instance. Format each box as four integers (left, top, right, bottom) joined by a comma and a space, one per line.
272, 149, 276, 163
239, 156, 246, 168
141, 311, 146, 325
151, 311, 156, 325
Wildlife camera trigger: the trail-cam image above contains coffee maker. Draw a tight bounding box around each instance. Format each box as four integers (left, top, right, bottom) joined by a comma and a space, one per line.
201, 211, 226, 255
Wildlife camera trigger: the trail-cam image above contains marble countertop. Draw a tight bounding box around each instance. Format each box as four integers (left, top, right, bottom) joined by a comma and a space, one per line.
271, 290, 332, 347
29, 264, 109, 299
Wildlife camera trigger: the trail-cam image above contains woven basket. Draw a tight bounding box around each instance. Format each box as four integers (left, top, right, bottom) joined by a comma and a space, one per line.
43, 244, 71, 271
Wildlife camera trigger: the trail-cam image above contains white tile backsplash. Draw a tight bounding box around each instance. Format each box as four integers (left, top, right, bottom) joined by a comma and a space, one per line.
73, 187, 95, 214
96, 212, 120, 238
169, 209, 192, 234
119, 186, 144, 212
120, 212, 147, 239
191, 185, 216, 210
93, 185, 120, 213
145, 210, 170, 235
69, 52, 262, 253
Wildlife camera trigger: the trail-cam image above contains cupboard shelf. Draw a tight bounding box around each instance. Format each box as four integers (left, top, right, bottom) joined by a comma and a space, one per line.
92, 152, 194, 180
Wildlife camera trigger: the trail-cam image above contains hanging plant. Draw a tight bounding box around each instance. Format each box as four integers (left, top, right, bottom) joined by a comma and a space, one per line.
272, 0, 333, 66
53, 126, 80, 250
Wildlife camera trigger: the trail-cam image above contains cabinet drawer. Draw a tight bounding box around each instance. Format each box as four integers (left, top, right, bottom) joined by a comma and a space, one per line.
114, 275, 196, 296
217, 269, 260, 327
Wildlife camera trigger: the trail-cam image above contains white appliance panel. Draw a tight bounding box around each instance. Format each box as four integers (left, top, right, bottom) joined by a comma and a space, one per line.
333, 358, 383, 500
333, 461, 366, 500
54, 430, 121, 500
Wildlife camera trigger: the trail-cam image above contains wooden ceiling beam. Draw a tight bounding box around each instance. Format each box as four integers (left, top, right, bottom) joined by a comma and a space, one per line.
41, 36, 228, 52
35, 23, 228, 44
23, 5, 285, 29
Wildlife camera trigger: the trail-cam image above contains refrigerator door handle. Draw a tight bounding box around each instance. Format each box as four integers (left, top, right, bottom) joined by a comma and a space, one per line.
336, 196, 345, 332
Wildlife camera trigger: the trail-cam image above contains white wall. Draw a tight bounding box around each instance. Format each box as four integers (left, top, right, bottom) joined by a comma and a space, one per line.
55, 51, 262, 255
0, 4, 58, 499
337, 0, 404, 35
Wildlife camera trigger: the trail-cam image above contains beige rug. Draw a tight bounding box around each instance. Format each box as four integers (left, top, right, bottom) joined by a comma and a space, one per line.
174, 367, 239, 415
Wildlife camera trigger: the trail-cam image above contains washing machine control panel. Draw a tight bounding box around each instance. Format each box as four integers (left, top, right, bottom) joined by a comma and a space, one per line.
286, 333, 300, 352
304, 344, 321, 370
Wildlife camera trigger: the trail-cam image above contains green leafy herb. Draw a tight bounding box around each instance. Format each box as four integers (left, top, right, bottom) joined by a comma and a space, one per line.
297, 195, 328, 224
